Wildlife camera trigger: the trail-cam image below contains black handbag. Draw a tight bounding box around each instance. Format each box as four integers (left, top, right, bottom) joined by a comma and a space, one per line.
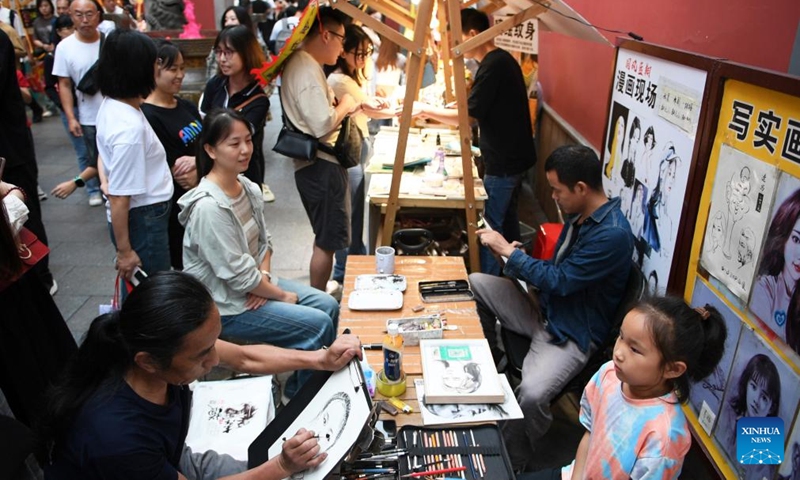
273, 92, 319, 161
330, 115, 362, 169
76, 33, 105, 95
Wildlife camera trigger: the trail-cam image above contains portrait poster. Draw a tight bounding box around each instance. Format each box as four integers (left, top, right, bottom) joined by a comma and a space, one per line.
700, 144, 778, 301
602, 49, 707, 291
688, 279, 743, 435
186, 376, 274, 461
778, 416, 800, 480
713, 326, 800, 478
749, 172, 800, 346
415, 375, 523, 426
248, 360, 372, 479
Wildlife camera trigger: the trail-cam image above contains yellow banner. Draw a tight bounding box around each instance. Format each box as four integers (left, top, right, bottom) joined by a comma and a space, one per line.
716, 80, 800, 170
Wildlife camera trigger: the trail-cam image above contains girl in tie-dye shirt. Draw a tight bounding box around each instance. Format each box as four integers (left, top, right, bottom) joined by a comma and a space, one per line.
522, 297, 727, 480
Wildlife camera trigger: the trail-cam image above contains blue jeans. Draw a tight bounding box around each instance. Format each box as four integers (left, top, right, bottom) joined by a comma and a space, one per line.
481, 173, 523, 275
220, 278, 339, 397
333, 137, 371, 282
108, 200, 172, 274
59, 111, 99, 195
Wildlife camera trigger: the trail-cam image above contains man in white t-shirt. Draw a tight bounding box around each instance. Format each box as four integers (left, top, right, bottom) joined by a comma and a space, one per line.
52, 0, 103, 206
98, 0, 125, 34
280, 6, 358, 291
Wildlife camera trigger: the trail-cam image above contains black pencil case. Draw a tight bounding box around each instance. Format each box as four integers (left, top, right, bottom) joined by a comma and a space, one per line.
396, 424, 516, 480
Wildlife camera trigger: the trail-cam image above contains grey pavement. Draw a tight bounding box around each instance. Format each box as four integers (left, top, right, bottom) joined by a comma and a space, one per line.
33, 90, 314, 343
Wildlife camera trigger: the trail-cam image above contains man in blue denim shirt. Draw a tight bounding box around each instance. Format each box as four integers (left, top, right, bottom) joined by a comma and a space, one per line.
469, 145, 634, 469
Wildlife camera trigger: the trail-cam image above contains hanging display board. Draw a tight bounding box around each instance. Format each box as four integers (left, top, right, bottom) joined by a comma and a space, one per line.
684, 64, 800, 479
601, 44, 713, 294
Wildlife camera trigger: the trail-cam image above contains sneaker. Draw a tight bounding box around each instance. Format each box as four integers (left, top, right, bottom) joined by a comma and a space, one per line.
42, 110, 54, 118
37, 186, 47, 201
326, 280, 343, 301
261, 183, 275, 203
49, 279, 58, 296
88, 192, 103, 207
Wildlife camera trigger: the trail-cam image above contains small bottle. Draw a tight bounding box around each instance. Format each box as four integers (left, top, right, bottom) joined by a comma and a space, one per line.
383, 323, 404, 383
434, 134, 447, 176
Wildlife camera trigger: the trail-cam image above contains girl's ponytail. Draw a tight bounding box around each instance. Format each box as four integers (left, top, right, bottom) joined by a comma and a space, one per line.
689, 305, 727, 383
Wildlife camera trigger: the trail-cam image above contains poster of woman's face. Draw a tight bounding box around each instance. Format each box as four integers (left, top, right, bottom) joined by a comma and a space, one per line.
778, 419, 800, 480
750, 173, 800, 343
714, 326, 800, 478
688, 279, 743, 434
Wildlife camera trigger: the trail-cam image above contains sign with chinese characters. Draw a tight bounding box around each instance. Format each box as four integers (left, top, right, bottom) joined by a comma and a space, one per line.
493, 17, 537, 54
602, 48, 707, 293
718, 80, 800, 166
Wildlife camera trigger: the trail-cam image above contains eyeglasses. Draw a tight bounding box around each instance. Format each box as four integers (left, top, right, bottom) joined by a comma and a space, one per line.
214, 48, 237, 59
72, 10, 97, 19
352, 47, 374, 60
326, 30, 345, 44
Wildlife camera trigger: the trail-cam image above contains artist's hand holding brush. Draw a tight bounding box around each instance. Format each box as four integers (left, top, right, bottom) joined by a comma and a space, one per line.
278, 428, 327, 475
317, 334, 363, 371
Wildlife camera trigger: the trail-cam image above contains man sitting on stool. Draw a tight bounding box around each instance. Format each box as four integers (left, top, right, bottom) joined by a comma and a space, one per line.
469, 145, 634, 470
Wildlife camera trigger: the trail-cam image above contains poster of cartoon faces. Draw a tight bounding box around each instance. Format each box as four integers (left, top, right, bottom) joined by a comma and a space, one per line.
713, 326, 800, 478
267, 363, 371, 480
602, 49, 707, 291
700, 144, 778, 302
749, 173, 800, 349
688, 279, 743, 434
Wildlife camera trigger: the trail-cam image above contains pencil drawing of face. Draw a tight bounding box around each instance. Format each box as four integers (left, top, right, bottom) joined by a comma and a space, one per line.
737, 227, 755, 267
439, 360, 482, 394
709, 212, 725, 252
308, 392, 350, 453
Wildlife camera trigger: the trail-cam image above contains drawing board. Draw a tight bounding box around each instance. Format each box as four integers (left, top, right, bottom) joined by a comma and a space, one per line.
248, 360, 372, 479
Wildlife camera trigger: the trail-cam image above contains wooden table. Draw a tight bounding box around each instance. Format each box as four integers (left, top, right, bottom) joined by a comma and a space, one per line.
339, 255, 483, 427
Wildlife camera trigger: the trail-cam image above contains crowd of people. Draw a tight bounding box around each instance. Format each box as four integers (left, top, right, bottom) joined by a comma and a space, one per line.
0, 2, 734, 479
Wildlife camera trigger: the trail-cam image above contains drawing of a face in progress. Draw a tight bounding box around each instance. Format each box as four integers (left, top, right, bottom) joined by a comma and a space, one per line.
737, 227, 756, 268
439, 360, 482, 394
307, 392, 351, 453
708, 211, 725, 253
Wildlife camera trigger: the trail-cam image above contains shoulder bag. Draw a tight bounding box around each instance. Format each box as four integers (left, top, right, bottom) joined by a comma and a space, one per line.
272, 91, 319, 162
0, 227, 50, 291
76, 32, 105, 95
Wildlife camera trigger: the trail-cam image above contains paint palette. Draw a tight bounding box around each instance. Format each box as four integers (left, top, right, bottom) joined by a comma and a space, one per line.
354, 274, 408, 292
348, 290, 404, 311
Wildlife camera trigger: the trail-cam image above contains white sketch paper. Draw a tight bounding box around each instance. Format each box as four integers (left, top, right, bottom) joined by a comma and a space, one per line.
749, 172, 800, 344
266, 362, 370, 480
415, 375, 523, 426
186, 376, 274, 461
701, 144, 778, 301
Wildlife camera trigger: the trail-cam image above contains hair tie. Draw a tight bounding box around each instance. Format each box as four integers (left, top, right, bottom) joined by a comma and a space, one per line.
694, 307, 710, 320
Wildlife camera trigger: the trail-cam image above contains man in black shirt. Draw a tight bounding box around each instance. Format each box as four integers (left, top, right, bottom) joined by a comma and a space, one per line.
416, 9, 536, 275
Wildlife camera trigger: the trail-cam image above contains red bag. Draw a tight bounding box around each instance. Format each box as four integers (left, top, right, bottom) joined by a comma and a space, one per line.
0, 227, 50, 291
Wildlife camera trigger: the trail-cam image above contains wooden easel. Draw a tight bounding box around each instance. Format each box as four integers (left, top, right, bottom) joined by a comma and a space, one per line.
331, 0, 549, 272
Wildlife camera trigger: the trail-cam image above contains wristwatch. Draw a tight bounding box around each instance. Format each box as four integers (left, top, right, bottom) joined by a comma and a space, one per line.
73, 175, 85, 187
260, 270, 272, 281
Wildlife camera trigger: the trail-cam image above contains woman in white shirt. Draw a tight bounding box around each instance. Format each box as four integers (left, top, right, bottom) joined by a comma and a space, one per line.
96, 29, 173, 281
326, 24, 394, 284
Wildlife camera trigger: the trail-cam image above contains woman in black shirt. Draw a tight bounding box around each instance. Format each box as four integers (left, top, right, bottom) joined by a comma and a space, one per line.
142, 41, 202, 269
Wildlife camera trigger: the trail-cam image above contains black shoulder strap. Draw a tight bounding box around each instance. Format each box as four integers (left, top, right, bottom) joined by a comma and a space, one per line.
278, 89, 306, 134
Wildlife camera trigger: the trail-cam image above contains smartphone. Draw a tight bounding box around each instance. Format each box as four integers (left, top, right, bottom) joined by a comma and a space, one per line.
130, 266, 148, 287
476, 212, 493, 231
0, 157, 6, 180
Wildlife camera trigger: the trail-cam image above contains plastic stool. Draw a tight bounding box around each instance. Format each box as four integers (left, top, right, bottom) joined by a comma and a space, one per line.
532, 223, 563, 260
